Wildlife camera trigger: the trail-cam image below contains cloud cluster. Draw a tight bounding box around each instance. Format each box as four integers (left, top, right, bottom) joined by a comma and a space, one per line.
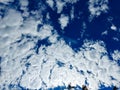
1, 29, 120, 90
112, 50, 120, 61
88, 0, 109, 20
0, 0, 120, 90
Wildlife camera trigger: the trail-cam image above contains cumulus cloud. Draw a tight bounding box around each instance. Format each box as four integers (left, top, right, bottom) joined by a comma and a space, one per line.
70, 6, 75, 20
46, 0, 78, 14
65, 0, 78, 4
59, 14, 69, 30
0, 0, 120, 90
0, 9, 23, 28
19, 0, 29, 7
1, 23, 120, 90
112, 50, 120, 61
46, 0, 54, 9
111, 24, 117, 31
19, 0, 29, 17
88, 0, 109, 20
56, 0, 65, 14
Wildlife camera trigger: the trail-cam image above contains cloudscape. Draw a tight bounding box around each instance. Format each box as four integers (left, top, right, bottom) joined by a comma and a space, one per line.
0, 0, 120, 90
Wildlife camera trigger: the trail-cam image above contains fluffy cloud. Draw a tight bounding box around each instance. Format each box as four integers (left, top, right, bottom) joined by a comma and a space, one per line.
46, 0, 54, 9
1, 26, 120, 90
112, 50, 120, 61
56, 0, 65, 14
0, 0, 120, 90
88, 0, 109, 20
0, 9, 23, 28
59, 14, 69, 30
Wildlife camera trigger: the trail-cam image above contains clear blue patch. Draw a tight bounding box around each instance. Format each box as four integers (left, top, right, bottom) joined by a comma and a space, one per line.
99, 84, 113, 90
28, 0, 42, 11
25, 62, 31, 68
56, 60, 65, 67
117, 60, 120, 66
69, 65, 73, 69
80, 70, 84, 75
49, 86, 66, 90
8, 84, 27, 90
35, 38, 51, 54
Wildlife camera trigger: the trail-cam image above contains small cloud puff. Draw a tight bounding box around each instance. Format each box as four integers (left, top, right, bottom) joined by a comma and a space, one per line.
59, 14, 69, 30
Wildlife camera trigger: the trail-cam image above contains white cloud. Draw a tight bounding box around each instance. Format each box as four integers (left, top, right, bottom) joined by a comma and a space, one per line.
46, 0, 54, 9
70, 6, 75, 20
88, 0, 109, 20
0, 9, 23, 28
101, 30, 108, 35
20, 0, 29, 7
112, 50, 120, 61
19, 0, 29, 17
1, 28, 120, 90
46, 0, 78, 14
111, 24, 117, 31
48, 34, 58, 43
20, 55, 43, 89
59, 14, 69, 30
56, 0, 65, 13
39, 24, 53, 39
0, 1, 120, 90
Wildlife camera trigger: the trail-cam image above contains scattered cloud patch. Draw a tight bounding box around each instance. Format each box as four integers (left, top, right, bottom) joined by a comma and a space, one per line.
88, 0, 109, 20
0, 0, 120, 90
19, 0, 29, 17
37, 24, 53, 39
59, 14, 69, 30
101, 30, 108, 35
112, 50, 120, 61
1, 26, 120, 90
19, 0, 29, 7
65, 0, 78, 4
111, 24, 117, 31
46, 0, 54, 9
113, 37, 119, 42
56, 0, 65, 14
70, 6, 75, 20
0, 9, 23, 28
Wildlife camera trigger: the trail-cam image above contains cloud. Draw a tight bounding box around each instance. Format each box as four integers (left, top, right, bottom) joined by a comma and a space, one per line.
111, 24, 117, 31
0, 9, 23, 28
88, 0, 109, 21
59, 14, 69, 30
63, 0, 78, 4
1, 25, 120, 90
19, 0, 29, 7
56, 0, 65, 14
0, 0, 120, 90
0, 0, 14, 4
112, 50, 120, 61
46, 0, 54, 9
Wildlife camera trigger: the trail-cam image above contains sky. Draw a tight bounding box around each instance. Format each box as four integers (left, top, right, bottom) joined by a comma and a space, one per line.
0, 0, 120, 90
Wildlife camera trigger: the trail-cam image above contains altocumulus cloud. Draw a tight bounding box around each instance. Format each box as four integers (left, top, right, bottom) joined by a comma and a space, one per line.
0, 0, 120, 90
